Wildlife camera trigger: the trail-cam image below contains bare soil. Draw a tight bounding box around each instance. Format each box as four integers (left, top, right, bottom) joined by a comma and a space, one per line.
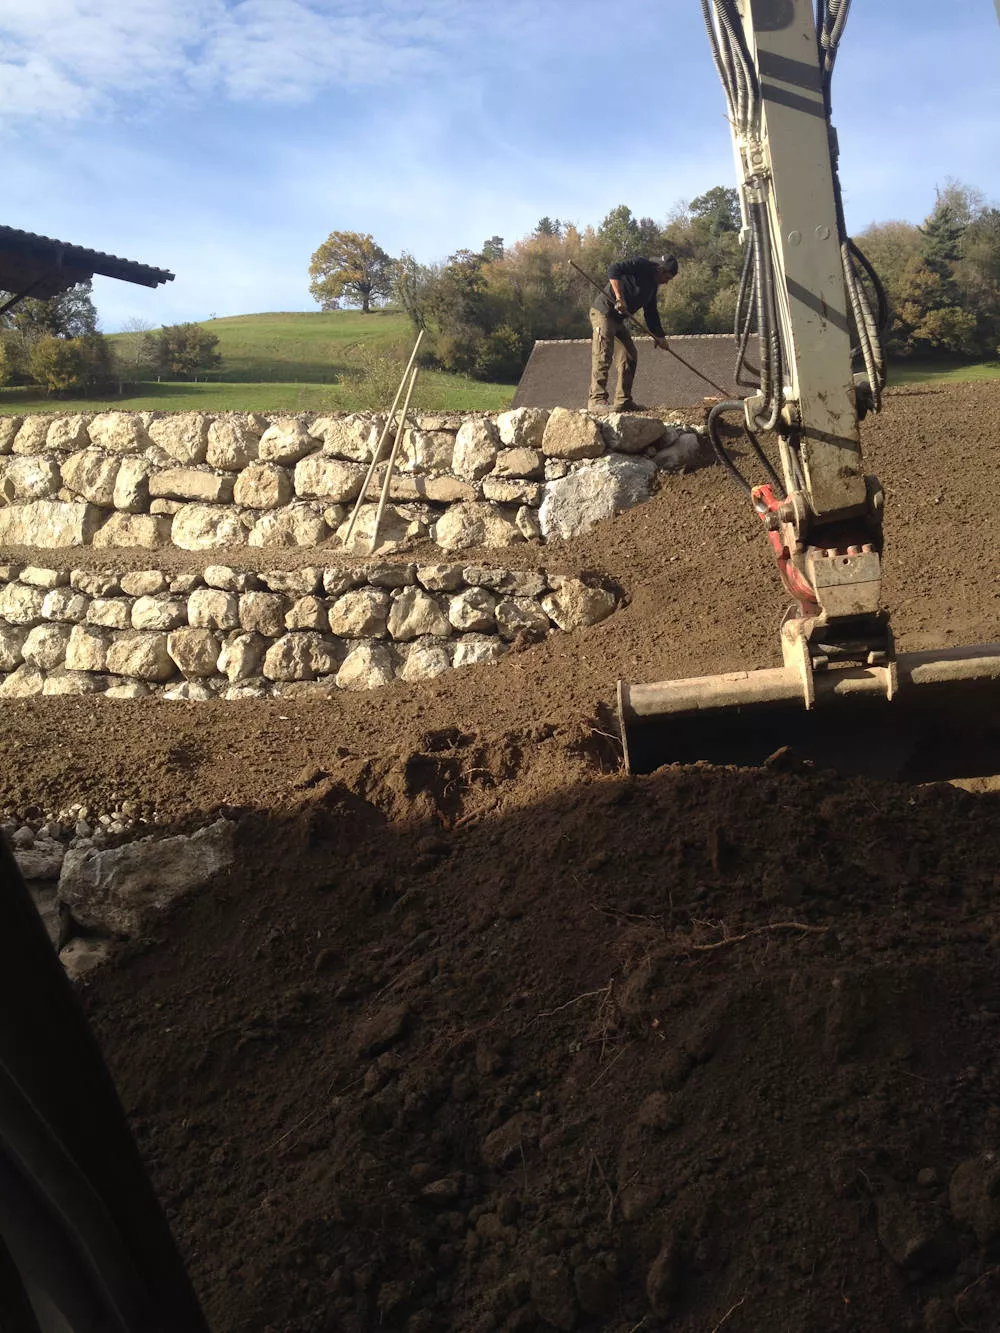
4, 381, 1000, 1332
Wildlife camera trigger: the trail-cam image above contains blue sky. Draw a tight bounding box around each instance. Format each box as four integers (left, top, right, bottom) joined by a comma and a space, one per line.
0, 0, 996, 333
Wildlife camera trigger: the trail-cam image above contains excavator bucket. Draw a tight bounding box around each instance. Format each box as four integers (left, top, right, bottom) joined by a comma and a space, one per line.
618, 643, 1000, 783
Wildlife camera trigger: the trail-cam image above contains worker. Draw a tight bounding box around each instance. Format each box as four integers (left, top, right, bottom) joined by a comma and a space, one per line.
588, 255, 678, 412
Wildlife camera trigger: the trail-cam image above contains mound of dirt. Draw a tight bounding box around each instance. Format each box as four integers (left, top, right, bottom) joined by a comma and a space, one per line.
5, 381, 1000, 1331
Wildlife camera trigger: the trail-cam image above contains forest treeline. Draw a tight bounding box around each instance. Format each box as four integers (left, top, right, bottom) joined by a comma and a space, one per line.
312, 182, 1000, 383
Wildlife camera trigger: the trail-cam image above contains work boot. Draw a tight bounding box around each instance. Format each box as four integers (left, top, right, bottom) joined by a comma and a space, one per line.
587, 398, 610, 414
615, 399, 648, 412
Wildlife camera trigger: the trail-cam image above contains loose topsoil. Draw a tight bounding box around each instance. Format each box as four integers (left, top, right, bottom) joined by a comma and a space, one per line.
5, 382, 1000, 1332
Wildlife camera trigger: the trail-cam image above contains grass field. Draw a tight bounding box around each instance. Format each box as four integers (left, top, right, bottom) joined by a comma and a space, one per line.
0, 309, 996, 415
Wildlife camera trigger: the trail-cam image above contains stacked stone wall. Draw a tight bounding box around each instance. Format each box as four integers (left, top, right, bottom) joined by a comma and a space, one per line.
0, 407, 705, 554
0, 560, 621, 699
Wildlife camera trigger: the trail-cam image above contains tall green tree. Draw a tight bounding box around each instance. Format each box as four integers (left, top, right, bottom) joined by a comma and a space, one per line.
155, 324, 222, 378
309, 231, 395, 312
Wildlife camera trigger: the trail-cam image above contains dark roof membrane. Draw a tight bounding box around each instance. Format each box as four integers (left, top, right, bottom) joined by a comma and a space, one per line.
0, 226, 174, 301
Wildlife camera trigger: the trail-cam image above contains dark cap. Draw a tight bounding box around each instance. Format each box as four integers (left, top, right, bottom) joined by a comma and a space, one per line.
657, 254, 678, 277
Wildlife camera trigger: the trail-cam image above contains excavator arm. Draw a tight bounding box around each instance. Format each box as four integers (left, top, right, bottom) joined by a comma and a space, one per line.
617, 0, 1000, 776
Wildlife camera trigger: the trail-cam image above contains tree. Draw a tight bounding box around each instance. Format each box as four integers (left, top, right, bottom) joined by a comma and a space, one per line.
29, 337, 86, 393
309, 231, 395, 313
114, 317, 157, 378
482, 235, 505, 262
155, 324, 222, 378
534, 217, 562, 238
689, 186, 741, 236
597, 205, 642, 261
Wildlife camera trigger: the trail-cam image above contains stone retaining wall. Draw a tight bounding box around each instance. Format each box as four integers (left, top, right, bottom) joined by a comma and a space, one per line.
0, 560, 621, 699
0, 407, 704, 554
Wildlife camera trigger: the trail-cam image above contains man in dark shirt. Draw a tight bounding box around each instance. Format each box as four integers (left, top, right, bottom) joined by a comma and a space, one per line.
588, 255, 678, 411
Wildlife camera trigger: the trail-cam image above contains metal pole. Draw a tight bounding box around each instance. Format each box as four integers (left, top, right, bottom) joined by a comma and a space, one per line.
344, 328, 424, 544
568, 259, 732, 399
369, 364, 419, 553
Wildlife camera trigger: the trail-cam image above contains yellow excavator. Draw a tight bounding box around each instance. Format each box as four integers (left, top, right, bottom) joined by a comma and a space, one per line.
619, 0, 1000, 777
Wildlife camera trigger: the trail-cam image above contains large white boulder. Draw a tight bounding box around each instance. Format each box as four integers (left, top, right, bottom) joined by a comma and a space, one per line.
294, 455, 365, 503
59, 819, 237, 937
61, 449, 120, 506
171, 504, 246, 550
314, 413, 381, 462
233, 462, 292, 509
88, 413, 149, 454
538, 455, 657, 540
206, 417, 258, 471
452, 419, 499, 481
247, 505, 329, 548
496, 407, 548, 449
542, 578, 618, 630
147, 414, 211, 465
540, 408, 605, 460
105, 632, 175, 681
433, 503, 522, 553
387, 587, 450, 641
335, 641, 396, 691
328, 587, 391, 638
258, 419, 317, 465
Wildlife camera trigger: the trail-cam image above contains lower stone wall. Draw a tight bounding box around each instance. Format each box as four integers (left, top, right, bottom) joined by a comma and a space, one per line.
0, 560, 621, 699
0, 407, 705, 554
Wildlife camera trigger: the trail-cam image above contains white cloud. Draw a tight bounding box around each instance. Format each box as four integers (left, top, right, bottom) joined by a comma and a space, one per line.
0, 0, 553, 118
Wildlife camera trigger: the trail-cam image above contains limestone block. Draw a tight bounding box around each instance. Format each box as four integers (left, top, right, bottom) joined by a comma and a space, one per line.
260, 568, 322, 595
47, 416, 90, 452
481, 477, 543, 506
0, 623, 28, 670
19, 567, 66, 589
516, 506, 542, 541
207, 417, 258, 471
322, 505, 348, 531
147, 415, 210, 465
462, 567, 547, 597
262, 632, 341, 681
87, 598, 132, 630
22, 623, 72, 669
58, 818, 236, 937
493, 447, 544, 479
104, 681, 150, 698
315, 413, 381, 462
400, 640, 453, 681
600, 413, 667, 454
6, 456, 61, 500
169, 574, 201, 594
388, 587, 450, 641
204, 565, 256, 593
71, 570, 118, 595
328, 587, 391, 638
0, 583, 46, 625
65, 624, 110, 672
495, 597, 551, 642
544, 459, 571, 480
16, 843, 66, 881
453, 634, 507, 667
149, 468, 234, 504
233, 462, 291, 510
387, 473, 476, 503
60, 937, 114, 978
542, 579, 618, 630
367, 563, 417, 588
41, 587, 90, 623
654, 431, 705, 471
113, 457, 152, 512
285, 596, 327, 631
151, 500, 181, 516
336, 504, 425, 555
539, 456, 657, 540
496, 407, 548, 449
88, 413, 148, 454
42, 669, 103, 696
172, 504, 246, 550
167, 627, 221, 677
400, 429, 455, 475
61, 450, 120, 506
239, 591, 287, 637
11, 416, 50, 455
218, 632, 267, 682
433, 503, 522, 553
223, 680, 269, 699
131, 596, 187, 631
93, 514, 171, 549
335, 641, 396, 691
188, 588, 239, 630
416, 413, 461, 431
0, 664, 45, 697
541, 408, 605, 460
294, 455, 365, 503
322, 568, 364, 597
416, 563, 465, 592
0, 416, 23, 454
247, 505, 329, 548
105, 632, 175, 681
448, 587, 497, 632
258, 419, 317, 465
120, 570, 168, 597
452, 419, 499, 480
163, 680, 218, 701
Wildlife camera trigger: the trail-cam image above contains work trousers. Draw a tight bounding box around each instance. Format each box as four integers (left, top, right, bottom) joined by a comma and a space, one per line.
589, 307, 637, 406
